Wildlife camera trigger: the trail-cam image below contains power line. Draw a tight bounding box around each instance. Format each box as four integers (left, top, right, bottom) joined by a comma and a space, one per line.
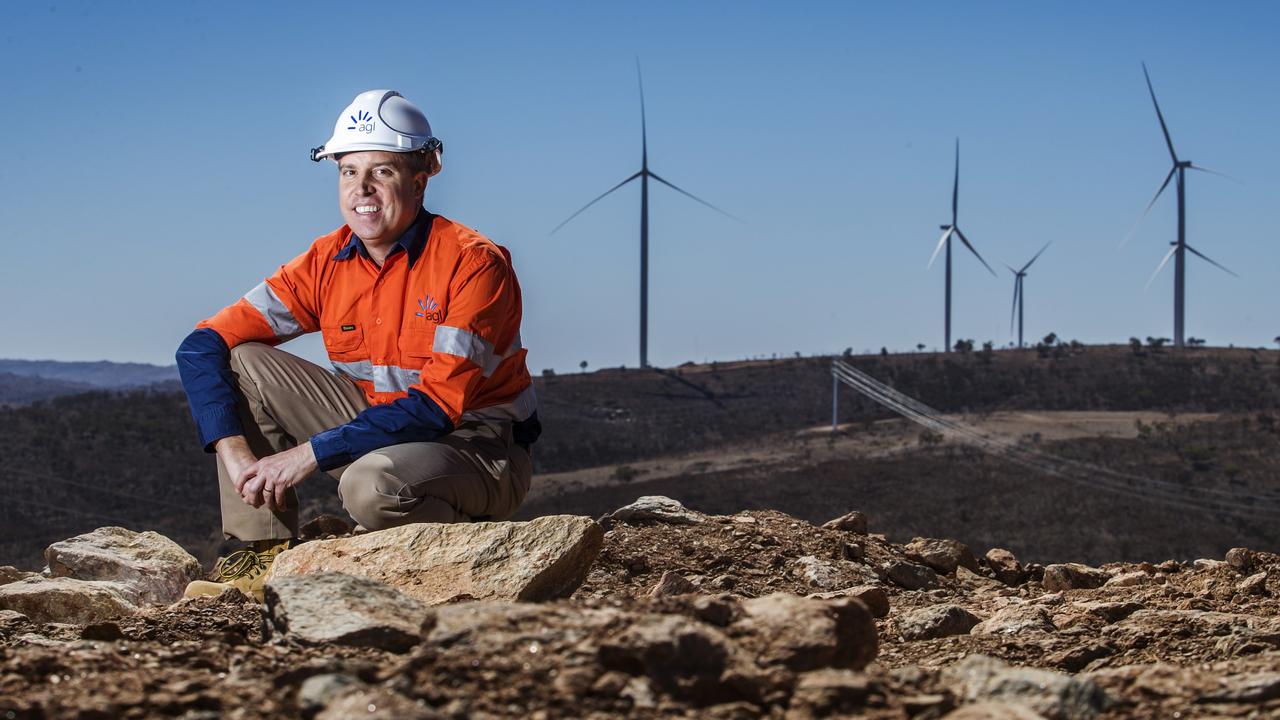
831, 360, 1280, 520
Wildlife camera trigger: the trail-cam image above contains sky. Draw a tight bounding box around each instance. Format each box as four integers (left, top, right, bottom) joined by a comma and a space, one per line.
1, 1, 1278, 373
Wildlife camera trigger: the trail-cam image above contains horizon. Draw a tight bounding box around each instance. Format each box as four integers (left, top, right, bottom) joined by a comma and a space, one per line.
3, 2, 1278, 374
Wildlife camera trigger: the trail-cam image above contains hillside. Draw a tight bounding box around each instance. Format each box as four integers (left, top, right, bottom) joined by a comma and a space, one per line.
0, 358, 178, 388
2, 345, 1279, 569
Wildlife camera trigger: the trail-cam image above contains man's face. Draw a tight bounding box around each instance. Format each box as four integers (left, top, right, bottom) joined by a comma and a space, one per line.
338, 151, 429, 246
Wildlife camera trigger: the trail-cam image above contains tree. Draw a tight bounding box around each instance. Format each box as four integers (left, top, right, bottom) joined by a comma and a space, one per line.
579, 360, 588, 371
1187, 337, 1206, 348
1273, 336, 1280, 349
1129, 337, 1145, 356
1042, 332, 1058, 347
953, 339, 974, 353
916, 343, 926, 352
1146, 336, 1170, 350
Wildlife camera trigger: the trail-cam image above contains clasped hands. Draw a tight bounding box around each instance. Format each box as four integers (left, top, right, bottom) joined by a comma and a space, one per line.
215, 436, 318, 512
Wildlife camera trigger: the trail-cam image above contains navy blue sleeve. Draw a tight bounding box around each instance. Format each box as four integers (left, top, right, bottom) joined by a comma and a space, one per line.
309, 389, 454, 471
176, 328, 244, 452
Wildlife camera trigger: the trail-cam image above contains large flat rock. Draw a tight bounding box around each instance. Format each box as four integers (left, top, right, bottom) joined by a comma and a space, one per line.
263, 572, 427, 652
45, 527, 201, 605
268, 515, 604, 605
0, 576, 139, 624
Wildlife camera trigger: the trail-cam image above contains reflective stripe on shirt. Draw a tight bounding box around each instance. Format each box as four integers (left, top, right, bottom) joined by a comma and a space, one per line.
244, 282, 304, 340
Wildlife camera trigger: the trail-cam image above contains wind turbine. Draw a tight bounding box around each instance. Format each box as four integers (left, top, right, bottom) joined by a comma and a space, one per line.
929, 139, 996, 352
551, 61, 738, 368
1129, 62, 1237, 348
1005, 242, 1051, 348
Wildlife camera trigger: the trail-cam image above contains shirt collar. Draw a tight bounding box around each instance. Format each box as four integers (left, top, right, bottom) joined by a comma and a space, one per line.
334, 207, 434, 268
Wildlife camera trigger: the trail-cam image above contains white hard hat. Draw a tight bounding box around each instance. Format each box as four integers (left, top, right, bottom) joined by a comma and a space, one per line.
310, 89, 442, 162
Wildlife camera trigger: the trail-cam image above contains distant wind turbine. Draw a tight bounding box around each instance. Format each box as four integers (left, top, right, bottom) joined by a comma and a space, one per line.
929, 139, 996, 352
551, 60, 738, 368
1128, 62, 1237, 348
1005, 242, 1051, 348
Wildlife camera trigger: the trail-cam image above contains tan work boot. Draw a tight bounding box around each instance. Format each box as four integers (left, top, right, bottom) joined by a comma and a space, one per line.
184, 539, 293, 602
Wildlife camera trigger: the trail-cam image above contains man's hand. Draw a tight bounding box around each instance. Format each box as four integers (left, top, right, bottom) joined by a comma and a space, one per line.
216, 435, 259, 496
237, 443, 319, 512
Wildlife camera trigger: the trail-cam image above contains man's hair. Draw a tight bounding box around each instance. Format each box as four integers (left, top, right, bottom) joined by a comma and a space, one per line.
394, 149, 440, 177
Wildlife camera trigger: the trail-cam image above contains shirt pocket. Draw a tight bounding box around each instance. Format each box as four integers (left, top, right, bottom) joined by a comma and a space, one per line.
322, 323, 366, 361
398, 328, 434, 367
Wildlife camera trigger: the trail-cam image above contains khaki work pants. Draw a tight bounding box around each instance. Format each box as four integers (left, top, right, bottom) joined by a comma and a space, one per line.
218, 342, 532, 541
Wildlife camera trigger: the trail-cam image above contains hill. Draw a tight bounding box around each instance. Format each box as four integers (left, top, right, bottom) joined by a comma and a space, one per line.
0, 358, 179, 405
1, 344, 1279, 569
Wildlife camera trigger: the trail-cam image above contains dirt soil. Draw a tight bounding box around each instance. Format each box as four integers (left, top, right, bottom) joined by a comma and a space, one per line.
3, 506, 1279, 718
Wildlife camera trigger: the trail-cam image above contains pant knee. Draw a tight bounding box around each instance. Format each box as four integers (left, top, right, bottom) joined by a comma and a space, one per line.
339, 456, 467, 529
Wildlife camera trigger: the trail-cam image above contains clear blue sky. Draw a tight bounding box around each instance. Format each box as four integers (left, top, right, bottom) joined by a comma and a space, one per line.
2, 1, 1277, 372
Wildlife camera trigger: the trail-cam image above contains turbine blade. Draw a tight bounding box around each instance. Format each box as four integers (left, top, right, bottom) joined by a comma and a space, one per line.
952, 139, 960, 224
1021, 241, 1052, 273
1120, 166, 1177, 248
1185, 244, 1239, 277
1145, 245, 1178, 290
954, 227, 997, 276
1142, 62, 1178, 163
647, 171, 742, 221
550, 171, 643, 234
928, 226, 953, 269
1188, 163, 1240, 184
636, 57, 648, 166
1003, 263, 1018, 275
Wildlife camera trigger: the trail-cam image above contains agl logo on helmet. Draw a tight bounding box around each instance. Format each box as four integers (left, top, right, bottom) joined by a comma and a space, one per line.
348, 110, 376, 135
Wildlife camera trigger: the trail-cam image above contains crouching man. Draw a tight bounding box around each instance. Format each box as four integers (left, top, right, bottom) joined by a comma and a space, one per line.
177, 90, 539, 598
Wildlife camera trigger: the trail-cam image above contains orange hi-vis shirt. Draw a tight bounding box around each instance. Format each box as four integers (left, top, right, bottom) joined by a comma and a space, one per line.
195, 211, 535, 466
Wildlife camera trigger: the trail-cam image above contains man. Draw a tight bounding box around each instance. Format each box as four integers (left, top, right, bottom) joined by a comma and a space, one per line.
177, 90, 539, 599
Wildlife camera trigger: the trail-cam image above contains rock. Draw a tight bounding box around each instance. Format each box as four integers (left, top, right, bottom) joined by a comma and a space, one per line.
807, 585, 889, 618
1236, 571, 1268, 596
887, 561, 940, 590
297, 673, 362, 715
44, 527, 201, 605
1192, 558, 1228, 572
1047, 642, 1114, 673
316, 687, 437, 720
1196, 672, 1280, 703
1041, 564, 1110, 592
0, 577, 139, 624
1070, 601, 1143, 624
906, 538, 981, 575
736, 593, 878, 671
0, 566, 36, 586
598, 614, 734, 698
985, 549, 1025, 586
1103, 571, 1157, 588
821, 511, 868, 534
650, 570, 698, 597
269, 515, 603, 605
943, 702, 1048, 719
945, 654, 1108, 720
786, 669, 872, 717
0, 609, 29, 635
899, 604, 982, 640
1225, 547, 1257, 574
599, 496, 703, 528
692, 594, 737, 626
264, 572, 427, 652
972, 604, 1056, 636
797, 556, 838, 590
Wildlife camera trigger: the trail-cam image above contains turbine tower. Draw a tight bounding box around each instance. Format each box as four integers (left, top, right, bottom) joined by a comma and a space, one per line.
552, 61, 737, 368
929, 139, 996, 352
1005, 242, 1051, 348
1131, 62, 1237, 348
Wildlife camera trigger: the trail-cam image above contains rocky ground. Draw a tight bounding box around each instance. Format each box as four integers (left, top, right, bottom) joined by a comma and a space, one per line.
1, 498, 1279, 719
